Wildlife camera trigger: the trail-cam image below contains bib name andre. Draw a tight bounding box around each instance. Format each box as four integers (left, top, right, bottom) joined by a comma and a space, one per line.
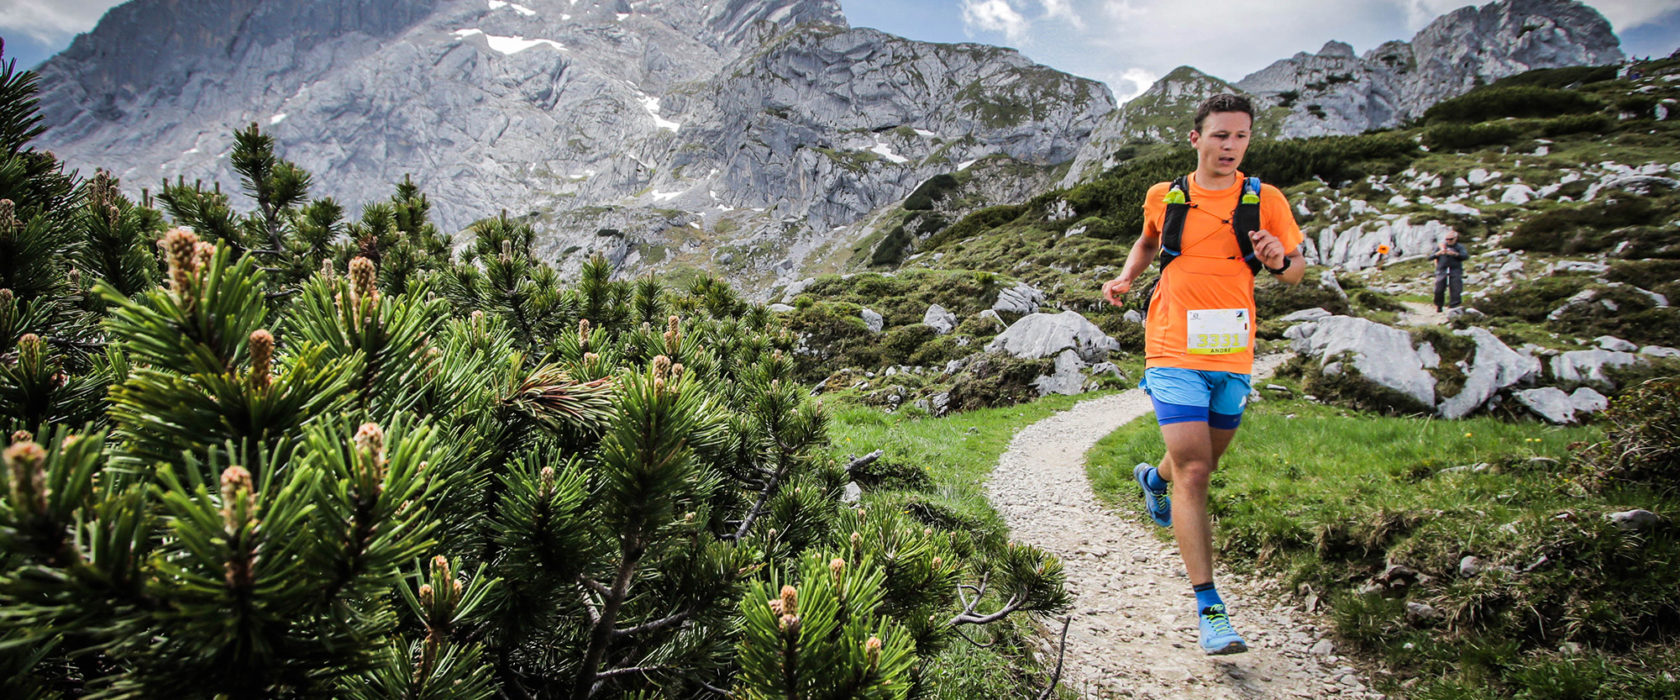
1186, 308, 1249, 355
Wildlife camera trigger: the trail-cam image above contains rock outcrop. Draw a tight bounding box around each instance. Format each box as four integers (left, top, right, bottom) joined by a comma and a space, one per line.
1065, 0, 1622, 171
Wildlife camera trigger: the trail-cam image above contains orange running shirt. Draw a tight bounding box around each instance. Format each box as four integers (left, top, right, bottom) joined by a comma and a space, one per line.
1141, 172, 1302, 373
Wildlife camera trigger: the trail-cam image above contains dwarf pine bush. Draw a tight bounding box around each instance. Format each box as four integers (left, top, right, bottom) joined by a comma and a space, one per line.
0, 43, 1067, 698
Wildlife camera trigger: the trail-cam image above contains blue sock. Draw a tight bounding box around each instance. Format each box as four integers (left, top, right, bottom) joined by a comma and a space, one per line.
1144, 466, 1169, 493
1193, 582, 1224, 610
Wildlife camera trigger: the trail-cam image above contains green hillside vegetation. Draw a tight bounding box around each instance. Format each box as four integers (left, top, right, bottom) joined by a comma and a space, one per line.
1087, 373, 1680, 699
806, 55, 1679, 414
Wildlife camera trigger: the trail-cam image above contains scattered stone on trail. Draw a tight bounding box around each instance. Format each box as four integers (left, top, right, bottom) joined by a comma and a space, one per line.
1459, 556, 1485, 577
1446, 306, 1484, 322
1641, 345, 1680, 359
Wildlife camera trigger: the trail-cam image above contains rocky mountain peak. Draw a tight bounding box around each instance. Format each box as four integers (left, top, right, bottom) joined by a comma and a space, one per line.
1065, 0, 1626, 171
32, 0, 1109, 290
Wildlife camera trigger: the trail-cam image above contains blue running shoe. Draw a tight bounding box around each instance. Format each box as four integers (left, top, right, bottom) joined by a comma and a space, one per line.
1198, 604, 1248, 655
1134, 462, 1171, 527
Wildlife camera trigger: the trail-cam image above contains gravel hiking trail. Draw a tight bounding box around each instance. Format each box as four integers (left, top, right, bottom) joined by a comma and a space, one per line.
989, 355, 1386, 699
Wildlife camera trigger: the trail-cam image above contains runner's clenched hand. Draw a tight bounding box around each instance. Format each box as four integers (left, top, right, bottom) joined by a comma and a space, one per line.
1102, 277, 1131, 306
1248, 229, 1285, 269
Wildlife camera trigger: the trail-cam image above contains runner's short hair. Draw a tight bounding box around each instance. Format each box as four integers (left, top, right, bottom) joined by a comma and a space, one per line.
1193, 94, 1254, 132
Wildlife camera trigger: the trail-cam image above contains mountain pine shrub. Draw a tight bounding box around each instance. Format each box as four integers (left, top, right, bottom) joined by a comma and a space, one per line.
0, 44, 1068, 698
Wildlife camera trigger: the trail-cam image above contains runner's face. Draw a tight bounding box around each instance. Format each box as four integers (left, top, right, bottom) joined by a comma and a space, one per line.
1190, 111, 1252, 181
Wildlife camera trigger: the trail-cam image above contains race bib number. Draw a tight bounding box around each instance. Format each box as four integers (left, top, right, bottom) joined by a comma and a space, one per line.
1186, 308, 1250, 355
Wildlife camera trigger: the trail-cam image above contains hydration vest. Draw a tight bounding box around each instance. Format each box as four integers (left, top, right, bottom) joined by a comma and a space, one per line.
1139, 175, 1265, 313
1159, 174, 1265, 276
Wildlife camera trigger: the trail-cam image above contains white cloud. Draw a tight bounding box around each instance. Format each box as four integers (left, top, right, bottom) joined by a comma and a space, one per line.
0, 0, 124, 43
1107, 66, 1158, 103
961, 0, 1030, 42
1039, 0, 1084, 29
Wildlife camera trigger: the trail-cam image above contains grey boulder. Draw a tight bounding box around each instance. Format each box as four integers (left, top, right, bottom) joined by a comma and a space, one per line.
1436, 328, 1541, 419
986, 311, 1119, 363
922, 304, 958, 335
1286, 315, 1436, 408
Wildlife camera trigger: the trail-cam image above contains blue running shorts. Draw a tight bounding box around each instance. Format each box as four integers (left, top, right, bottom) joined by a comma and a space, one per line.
1140, 367, 1252, 430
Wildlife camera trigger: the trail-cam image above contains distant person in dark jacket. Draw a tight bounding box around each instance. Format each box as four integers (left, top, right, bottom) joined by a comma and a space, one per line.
1431, 232, 1467, 312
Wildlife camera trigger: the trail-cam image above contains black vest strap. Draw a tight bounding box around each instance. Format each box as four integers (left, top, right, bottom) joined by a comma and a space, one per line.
1157, 175, 1264, 276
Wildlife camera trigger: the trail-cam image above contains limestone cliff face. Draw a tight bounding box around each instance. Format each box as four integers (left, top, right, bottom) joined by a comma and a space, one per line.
31, 0, 1112, 286
1237, 0, 1621, 138
1064, 0, 1623, 182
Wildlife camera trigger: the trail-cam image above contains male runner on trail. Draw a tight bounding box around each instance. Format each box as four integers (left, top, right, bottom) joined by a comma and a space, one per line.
1101, 94, 1307, 655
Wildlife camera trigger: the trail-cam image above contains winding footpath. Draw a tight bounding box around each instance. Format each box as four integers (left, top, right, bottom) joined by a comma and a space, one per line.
988, 356, 1386, 699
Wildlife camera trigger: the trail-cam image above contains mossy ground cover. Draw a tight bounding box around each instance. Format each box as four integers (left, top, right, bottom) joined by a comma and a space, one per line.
1084, 378, 1680, 699
825, 392, 1098, 698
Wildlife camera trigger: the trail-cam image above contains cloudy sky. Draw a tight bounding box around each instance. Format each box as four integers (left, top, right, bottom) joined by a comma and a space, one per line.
2, 0, 1677, 102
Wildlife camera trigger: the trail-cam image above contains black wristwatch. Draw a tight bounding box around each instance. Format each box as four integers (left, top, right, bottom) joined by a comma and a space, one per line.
1265, 256, 1292, 275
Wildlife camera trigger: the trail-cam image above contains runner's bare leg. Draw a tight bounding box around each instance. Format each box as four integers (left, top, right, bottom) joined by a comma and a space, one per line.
1157, 424, 1239, 585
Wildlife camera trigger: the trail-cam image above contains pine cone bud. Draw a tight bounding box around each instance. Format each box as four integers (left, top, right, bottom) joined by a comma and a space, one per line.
0, 199, 15, 232
865, 636, 883, 668
67, 267, 81, 289
671, 363, 684, 380
931, 556, 943, 569
641, 322, 652, 333
356, 419, 388, 486
160, 229, 199, 294
539, 466, 556, 499
4, 441, 48, 516
768, 599, 783, 615
773, 349, 783, 362
419, 583, 435, 607
684, 511, 696, 523
578, 319, 592, 351
778, 613, 800, 635
923, 528, 933, 537
829, 557, 845, 577
219, 465, 255, 529
433, 555, 452, 580
667, 315, 680, 336
10, 430, 32, 444
249, 329, 273, 389
652, 355, 672, 382
17, 334, 44, 371
349, 256, 379, 307
767, 528, 777, 539
319, 258, 336, 281
583, 351, 599, 363
192, 241, 215, 272
856, 508, 867, 520
779, 585, 798, 616
850, 531, 862, 548
1, 288, 12, 304
499, 239, 513, 263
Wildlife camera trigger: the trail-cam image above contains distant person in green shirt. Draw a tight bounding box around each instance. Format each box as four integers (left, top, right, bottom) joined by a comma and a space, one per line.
1431, 232, 1467, 313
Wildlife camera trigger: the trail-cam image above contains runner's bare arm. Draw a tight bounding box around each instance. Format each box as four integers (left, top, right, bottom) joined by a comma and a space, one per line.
1103, 232, 1162, 305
